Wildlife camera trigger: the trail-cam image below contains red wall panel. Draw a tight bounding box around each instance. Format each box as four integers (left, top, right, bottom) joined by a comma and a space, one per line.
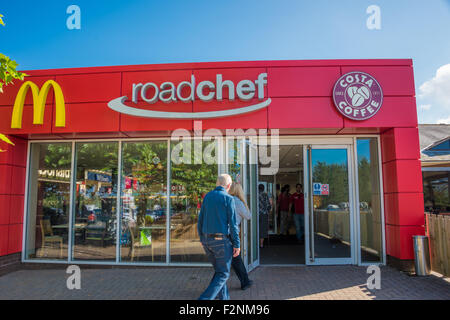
0, 103, 54, 135
9, 195, 24, 225
0, 195, 11, 225
0, 142, 14, 165
381, 127, 420, 163
268, 97, 344, 129
7, 223, 22, 255
383, 160, 423, 194
385, 225, 425, 260
268, 67, 341, 97
55, 73, 121, 103
0, 225, 8, 256
193, 98, 267, 130
341, 66, 415, 96
11, 166, 26, 196
0, 136, 28, 167
12, 138, 28, 168
0, 165, 12, 195
344, 97, 418, 129
52, 102, 120, 133
384, 192, 425, 226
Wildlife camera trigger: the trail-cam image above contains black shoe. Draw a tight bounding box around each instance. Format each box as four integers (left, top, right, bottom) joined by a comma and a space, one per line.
241, 280, 254, 290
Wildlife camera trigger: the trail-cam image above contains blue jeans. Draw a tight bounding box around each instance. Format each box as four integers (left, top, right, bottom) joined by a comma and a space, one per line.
293, 214, 304, 241
232, 254, 250, 288
198, 235, 233, 300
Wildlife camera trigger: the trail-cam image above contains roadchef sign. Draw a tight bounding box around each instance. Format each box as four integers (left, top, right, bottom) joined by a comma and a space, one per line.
108, 73, 271, 119
332, 71, 383, 121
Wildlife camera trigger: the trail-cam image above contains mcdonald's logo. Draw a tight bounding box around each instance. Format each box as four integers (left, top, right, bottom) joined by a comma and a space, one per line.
11, 80, 66, 129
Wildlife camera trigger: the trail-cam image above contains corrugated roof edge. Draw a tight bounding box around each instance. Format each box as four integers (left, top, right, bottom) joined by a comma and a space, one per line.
19, 59, 414, 76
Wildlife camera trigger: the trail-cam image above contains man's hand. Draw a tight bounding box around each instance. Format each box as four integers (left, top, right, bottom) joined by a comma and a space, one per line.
233, 248, 240, 258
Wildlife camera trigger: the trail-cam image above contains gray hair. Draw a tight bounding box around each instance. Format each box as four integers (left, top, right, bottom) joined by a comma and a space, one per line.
216, 174, 232, 188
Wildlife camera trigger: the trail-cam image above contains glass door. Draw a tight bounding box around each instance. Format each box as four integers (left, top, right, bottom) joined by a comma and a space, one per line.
225, 138, 259, 270
246, 140, 260, 270
304, 145, 355, 265
226, 138, 247, 270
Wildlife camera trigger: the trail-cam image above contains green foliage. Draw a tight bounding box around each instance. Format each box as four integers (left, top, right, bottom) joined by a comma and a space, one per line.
0, 53, 27, 94
0, 13, 26, 151
313, 161, 349, 207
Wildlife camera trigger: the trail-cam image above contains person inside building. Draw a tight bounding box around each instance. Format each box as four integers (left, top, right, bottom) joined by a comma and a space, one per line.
258, 184, 271, 248
290, 183, 305, 244
278, 184, 291, 237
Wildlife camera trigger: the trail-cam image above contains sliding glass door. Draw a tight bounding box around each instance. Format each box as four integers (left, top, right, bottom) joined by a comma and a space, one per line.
305, 145, 355, 265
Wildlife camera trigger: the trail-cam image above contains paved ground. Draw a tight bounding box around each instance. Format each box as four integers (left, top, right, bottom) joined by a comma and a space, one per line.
0, 265, 449, 300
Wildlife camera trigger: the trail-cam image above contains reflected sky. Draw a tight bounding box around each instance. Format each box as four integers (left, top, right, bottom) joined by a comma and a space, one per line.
312, 149, 347, 167
356, 140, 371, 163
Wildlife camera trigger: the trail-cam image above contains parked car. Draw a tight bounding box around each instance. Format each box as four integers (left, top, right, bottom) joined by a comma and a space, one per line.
327, 204, 340, 211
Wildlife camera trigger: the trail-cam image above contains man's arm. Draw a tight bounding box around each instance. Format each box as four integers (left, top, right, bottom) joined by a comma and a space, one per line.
197, 199, 205, 236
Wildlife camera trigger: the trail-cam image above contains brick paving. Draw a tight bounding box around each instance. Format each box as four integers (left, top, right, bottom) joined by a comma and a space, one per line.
0, 265, 449, 300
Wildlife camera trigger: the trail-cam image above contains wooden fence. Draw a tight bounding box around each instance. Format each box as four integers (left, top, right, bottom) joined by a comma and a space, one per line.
426, 213, 450, 277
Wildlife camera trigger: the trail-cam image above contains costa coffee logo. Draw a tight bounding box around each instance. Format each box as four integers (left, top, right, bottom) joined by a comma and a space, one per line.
333, 71, 383, 121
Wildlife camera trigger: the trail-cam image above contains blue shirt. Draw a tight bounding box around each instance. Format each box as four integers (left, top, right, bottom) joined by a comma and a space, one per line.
197, 186, 240, 249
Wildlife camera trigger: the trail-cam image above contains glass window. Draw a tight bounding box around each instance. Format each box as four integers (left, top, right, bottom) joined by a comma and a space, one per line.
120, 141, 168, 263
25, 143, 72, 260
72, 142, 118, 261
357, 138, 383, 263
227, 139, 243, 184
311, 148, 351, 259
429, 139, 450, 151
423, 171, 450, 214
169, 139, 218, 263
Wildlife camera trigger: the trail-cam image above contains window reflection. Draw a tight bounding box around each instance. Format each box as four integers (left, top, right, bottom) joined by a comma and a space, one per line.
72, 142, 118, 261
170, 140, 218, 263
120, 141, 167, 262
312, 149, 351, 259
26, 143, 71, 260
357, 138, 383, 262
423, 171, 450, 214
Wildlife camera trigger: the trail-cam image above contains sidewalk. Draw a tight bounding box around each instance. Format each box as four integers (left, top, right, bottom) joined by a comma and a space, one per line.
0, 265, 449, 300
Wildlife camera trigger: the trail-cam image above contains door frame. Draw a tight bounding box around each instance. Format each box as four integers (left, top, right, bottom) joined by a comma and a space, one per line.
247, 138, 260, 271
223, 137, 260, 271
303, 144, 357, 265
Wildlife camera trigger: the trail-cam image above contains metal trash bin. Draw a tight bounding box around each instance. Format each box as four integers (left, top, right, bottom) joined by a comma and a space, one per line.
413, 235, 431, 276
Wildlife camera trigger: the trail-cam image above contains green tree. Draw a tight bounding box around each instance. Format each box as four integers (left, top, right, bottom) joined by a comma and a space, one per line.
0, 13, 27, 151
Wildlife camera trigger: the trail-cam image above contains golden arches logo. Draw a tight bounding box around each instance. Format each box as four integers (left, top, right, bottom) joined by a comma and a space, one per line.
11, 80, 66, 129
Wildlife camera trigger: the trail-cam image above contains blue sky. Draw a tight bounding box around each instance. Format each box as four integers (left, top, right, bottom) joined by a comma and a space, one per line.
1, 0, 449, 124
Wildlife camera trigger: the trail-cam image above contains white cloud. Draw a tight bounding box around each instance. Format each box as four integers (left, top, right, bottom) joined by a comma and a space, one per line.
437, 116, 450, 124
419, 104, 431, 111
419, 64, 450, 110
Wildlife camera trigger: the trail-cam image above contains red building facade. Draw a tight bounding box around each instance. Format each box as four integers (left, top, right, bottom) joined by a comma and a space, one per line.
0, 59, 424, 269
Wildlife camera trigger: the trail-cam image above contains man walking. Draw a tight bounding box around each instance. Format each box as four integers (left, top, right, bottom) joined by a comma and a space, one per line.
197, 174, 240, 300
